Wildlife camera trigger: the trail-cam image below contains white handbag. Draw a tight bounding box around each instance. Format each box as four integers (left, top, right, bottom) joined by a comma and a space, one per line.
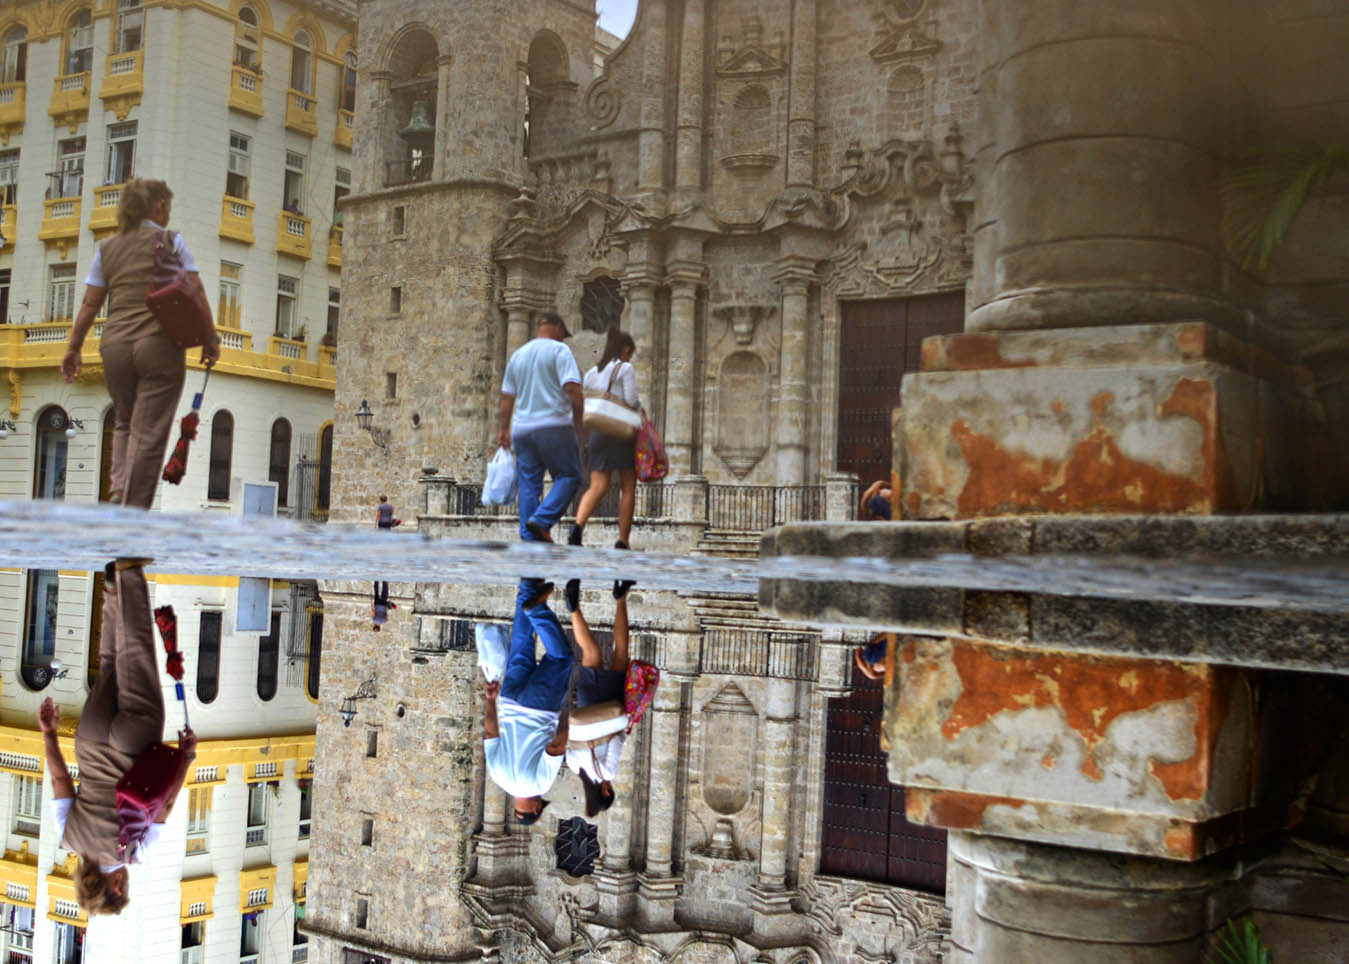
583, 362, 642, 441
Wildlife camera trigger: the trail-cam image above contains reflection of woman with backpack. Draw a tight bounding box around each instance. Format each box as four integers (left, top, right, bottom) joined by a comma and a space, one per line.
563, 576, 657, 817
570, 326, 641, 550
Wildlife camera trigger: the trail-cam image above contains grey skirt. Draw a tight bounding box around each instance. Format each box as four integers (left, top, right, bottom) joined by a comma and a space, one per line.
576, 667, 625, 708
587, 430, 636, 473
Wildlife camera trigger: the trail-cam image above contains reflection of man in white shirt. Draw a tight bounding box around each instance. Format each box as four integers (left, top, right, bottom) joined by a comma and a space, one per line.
482, 580, 572, 825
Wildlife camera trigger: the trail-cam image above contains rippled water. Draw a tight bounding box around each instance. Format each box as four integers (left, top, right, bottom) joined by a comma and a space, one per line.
0, 500, 1345, 613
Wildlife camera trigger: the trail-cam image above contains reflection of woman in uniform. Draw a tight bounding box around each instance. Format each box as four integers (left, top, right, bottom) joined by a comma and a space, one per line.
38, 562, 196, 915
564, 578, 634, 816
60, 178, 219, 509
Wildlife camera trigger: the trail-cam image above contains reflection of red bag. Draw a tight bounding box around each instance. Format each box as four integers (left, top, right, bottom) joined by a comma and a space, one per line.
116, 742, 183, 859
623, 660, 659, 732
635, 411, 668, 482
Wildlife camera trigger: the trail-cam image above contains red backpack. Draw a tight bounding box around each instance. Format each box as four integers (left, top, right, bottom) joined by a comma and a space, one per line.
623, 660, 660, 732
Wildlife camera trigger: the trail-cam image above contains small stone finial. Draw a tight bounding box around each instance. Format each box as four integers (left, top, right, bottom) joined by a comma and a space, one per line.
506, 190, 537, 222
744, 15, 763, 46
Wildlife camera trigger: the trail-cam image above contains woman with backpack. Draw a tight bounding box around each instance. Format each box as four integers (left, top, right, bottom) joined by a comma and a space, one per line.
563, 577, 636, 816
569, 326, 640, 549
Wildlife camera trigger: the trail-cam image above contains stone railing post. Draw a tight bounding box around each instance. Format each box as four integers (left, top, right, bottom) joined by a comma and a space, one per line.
824, 471, 859, 521
420, 476, 454, 516
671, 475, 708, 526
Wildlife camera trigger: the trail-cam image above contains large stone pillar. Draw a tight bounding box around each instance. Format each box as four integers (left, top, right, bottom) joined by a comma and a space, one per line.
674, 0, 705, 196
967, 0, 1230, 333
773, 259, 815, 484
785, 0, 816, 188
664, 259, 705, 475
620, 264, 661, 408
637, 0, 668, 198
503, 303, 531, 358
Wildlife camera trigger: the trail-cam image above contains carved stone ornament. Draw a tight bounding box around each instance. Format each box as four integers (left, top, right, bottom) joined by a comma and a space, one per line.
801, 875, 952, 963
871, 0, 941, 64
584, 75, 620, 130
712, 304, 774, 346
717, 15, 789, 78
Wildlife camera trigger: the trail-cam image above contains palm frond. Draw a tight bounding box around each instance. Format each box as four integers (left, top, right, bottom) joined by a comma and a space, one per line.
1205, 918, 1273, 964
1221, 144, 1349, 272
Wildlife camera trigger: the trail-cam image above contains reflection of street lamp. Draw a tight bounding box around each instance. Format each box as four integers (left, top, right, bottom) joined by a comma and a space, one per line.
0, 418, 15, 438
338, 677, 377, 727
48, 659, 71, 680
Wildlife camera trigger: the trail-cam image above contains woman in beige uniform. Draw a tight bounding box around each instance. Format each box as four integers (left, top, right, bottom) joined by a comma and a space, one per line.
38, 562, 196, 915
59, 178, 219, 508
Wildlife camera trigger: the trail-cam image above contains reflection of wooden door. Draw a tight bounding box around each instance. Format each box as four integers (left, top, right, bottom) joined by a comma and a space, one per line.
89, 410, 116, 685
820, 658, 948, 892
836, 292, 965, 487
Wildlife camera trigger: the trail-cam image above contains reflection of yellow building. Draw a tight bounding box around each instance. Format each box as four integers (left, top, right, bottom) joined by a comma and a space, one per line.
0, 1, 355, 961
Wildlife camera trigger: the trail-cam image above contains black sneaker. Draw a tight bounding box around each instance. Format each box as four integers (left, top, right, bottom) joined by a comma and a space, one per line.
614, 539, 629, 550
523, 581, 554, 609
567, 524, 584, 546
565, 579, 581, 613
613, 579, 636, 600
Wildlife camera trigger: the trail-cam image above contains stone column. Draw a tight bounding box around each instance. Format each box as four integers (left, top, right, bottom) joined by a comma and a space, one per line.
637, 0, 668, 198
966, 0, 1230, 333
620, 266, 660, 406
432, 54, 453, 180
674, 0, 705, 196
504, 304, 531, 358
664, 261, 705, 475
637, 676, 686, 926
786, 0, 816, 188
773, 260, 815, 484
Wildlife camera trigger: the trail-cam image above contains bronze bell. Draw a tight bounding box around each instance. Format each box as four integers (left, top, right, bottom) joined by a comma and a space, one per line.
399, 98, 435, 153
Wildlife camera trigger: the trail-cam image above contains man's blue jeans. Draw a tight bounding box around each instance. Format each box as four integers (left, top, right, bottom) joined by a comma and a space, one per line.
513, 424, 582, 541
500, 579, 574, 712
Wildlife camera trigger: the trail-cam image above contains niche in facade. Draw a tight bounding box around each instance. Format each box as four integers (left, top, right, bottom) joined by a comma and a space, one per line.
383, 28, 438, 187
700, 682, 758, 815
525, 30, 575, 159
885, 65, 928, 139
714, 351, 770, 478
722, 84, 778, 172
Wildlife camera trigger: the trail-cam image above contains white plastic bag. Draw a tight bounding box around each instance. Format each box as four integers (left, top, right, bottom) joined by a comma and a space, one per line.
482, 447, 516, 506
475, 623, 510, 683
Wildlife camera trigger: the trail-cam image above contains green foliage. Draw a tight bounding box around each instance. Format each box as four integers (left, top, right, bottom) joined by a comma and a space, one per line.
1221, 144, 1349, 272
1205, 918, 1272, 964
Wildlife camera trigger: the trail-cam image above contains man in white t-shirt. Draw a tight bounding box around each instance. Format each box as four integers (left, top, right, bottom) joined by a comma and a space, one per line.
482, 579, 573, 824
496, 312, 583, 543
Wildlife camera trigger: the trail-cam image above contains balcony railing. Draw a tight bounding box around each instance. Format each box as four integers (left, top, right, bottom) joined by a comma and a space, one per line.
89, 184, 123, 235
285, 88, 317, 136
385, 157, 432, 188
38, 197, 81, 255
219, 195, 255, 244
292, 945, 309, 963
326, 225, 342, 269
700, 627, 819, 680
276, 211, 312, 259
216, 325, 251, 351
48, 72, 90, 129
335, 108, 353, 149
180, 946, 204, 964
240, 955, 259, 964
0, 204, 14, 250
244, 827, 266, 847
0, 81, 25, 138
98, 49, 144, 108
228, 65, 263, 117
268, 334, 306, 360
318, 344, 336, 368
706, 484, 824, 530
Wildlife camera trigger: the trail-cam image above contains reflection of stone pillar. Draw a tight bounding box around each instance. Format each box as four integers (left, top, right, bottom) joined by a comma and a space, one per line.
482, 775, 506, 836
967, 1, 1229, 333
674, 0, 705, 195
786, 0, 816, 187
774, 261, 815, 484
637, 677, 685, 926
620, 269, 659, 407
756, 678, 797, 891
593, 723, 639, 924
664, 265, 704, 474
432, 54, 453, 180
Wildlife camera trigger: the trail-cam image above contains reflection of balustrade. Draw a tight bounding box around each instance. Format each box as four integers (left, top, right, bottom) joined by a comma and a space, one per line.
292, 946, 308, 962
0, 81, 25, 139
228, 65, 263, 117
285, 88, 317, 136
0, 204, 14, 249
48, 72, 90, 130
219, 195, 255, 244
326, 225, 342, 269
335, 108, 353, 149
275, 211, 312, 259
98, 50, 144, 116
244, 827, 266, 847
89, 184, 123, 236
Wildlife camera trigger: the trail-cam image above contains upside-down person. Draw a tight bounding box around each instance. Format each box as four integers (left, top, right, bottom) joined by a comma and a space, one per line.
38, 560, 197, 915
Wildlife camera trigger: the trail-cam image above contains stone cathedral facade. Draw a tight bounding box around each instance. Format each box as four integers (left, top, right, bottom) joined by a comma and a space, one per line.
302, 0, 1349, 963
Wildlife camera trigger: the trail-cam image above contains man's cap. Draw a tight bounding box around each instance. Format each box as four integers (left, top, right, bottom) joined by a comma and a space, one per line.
538, 311, 571, 339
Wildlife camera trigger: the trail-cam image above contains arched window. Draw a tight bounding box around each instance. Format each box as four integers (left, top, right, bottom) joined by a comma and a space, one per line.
65, 11, 93, 75
340, 50, 357, 113
269, 418, 291, 506
315, 423, 332, 520
305, 606, 322, 700
196, 611, 221, 703
257, 611, 279, 701
1, 26, 27, 84
886, 66, 926, 138
580, 277, 624, 334
33, 406, 69, 500
21, 570, 59, 690
234, 6, 260, 71
383, 29, 437, 187
207, 410, 233, 501
731, 85, 771, 156
114, 0, 143, 55
290, 30, 312, 95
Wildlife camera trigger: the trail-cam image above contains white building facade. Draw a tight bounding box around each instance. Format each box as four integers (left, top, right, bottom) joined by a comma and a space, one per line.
0, 0, 354, 960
